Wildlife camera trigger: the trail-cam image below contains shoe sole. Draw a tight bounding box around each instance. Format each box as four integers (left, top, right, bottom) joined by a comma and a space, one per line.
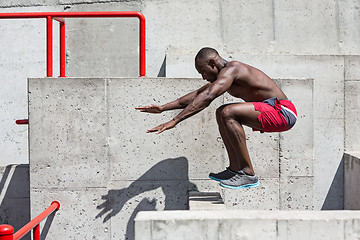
209, 175, 225, 182
220, 181, 260, 189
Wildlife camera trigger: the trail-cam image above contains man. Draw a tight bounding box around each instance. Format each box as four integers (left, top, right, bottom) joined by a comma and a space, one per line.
136, 47, 297, 189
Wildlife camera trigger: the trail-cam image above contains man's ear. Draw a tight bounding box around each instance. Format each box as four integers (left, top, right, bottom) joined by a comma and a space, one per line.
208, 59, 216, 68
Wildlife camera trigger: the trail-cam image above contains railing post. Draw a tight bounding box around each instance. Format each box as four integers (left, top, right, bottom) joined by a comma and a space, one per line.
59, 20, 66, 77
0, 225, 14, 240
138, 13, 146, 77
33, 224, 40, 240
46, 16, 53, 77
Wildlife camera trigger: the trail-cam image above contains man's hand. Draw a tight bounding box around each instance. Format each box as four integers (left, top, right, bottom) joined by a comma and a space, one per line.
146, 119, 177, 134
135, 105, 163, 114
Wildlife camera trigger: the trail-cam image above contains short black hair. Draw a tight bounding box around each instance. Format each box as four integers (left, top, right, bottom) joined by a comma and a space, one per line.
195, 47, 219, 61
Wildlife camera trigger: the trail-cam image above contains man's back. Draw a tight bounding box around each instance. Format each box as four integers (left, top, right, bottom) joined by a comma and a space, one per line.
224, 61, 288, 102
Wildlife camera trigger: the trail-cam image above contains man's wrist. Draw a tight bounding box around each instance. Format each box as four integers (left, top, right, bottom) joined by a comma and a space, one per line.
172, 117, 180, 124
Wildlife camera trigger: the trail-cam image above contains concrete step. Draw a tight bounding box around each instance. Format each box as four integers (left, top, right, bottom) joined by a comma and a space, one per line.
188, 191, 225, 211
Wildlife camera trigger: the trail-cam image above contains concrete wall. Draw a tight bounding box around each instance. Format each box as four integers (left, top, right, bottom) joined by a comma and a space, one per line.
135, 210, 360, 240
1, 0, 360, 228
29, 77, 312, 239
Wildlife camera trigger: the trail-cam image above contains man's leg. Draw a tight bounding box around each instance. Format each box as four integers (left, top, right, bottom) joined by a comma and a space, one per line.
216, 102, 262, 176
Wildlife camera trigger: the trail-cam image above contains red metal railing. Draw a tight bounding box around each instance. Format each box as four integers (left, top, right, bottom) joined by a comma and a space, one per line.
0, 11, 146, 77
1, 11, 146, 125
0, 201, 60, 240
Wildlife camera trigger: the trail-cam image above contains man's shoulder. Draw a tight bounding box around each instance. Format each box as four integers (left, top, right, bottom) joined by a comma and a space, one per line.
224, 61, 248, 71
222, 61, 250, 77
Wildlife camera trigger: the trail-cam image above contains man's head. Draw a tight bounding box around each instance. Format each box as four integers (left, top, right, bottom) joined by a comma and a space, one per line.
195, 47, 223, 82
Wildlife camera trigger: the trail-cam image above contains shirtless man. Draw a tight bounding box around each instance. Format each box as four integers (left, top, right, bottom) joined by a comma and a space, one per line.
136, 47, 297, 189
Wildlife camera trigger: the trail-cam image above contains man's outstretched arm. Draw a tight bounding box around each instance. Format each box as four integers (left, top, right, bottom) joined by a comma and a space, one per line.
147, 74, 235, 134
135, 83, 211, 113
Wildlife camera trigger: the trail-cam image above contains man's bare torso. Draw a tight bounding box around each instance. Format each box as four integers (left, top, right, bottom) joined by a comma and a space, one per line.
223, 61, 287, 102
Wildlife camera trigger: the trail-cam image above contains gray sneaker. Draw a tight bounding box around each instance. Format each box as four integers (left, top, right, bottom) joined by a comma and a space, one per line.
220, 170, 260, 189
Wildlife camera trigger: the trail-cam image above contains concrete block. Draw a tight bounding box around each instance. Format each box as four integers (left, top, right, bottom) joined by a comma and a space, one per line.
149, 217, 277, 240
220, 178, 279, 210
143, 0, 223, 53
277, 218, 345, 240
344, 218, 360, 239
338, 0, 360, 55
220, 0, 274, 54
273, 0, 339, 55
345, 81, 360, 152
108, 78, 225, 181
345, 56, 360, 81
280, 177, 314, 210
344, 152, 360, 210
31, 188, 110, 240
135, 210, 360, 240
29, 78, 110, 189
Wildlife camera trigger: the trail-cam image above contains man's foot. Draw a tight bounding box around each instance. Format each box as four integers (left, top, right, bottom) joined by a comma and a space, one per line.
220, 170, 260, 189
209, 167, 237, 181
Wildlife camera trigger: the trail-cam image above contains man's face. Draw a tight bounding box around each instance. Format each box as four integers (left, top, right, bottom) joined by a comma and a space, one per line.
195, 59, 218, 83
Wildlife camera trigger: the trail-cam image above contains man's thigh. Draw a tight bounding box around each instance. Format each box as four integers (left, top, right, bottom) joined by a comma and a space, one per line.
220, 102, 262, 130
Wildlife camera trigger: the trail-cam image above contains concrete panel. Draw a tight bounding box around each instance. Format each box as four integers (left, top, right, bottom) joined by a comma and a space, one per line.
279, 79, 314, 177
345, 81, 360, 151
220, 0, 274, 54
29, 78, 110, 189
64, 3, 142, 78
344, 152, 360, 210
0, 0, 56, 7
143, 0, 223, 53
278, 218, 345, 240
280, 177, 314, 210
338, 0, 360, 55
273, 0, 339, 55
108, 78, 225, 181
345, 56, 360, 81
220, 178, 279, 210
135, 210, 360, 240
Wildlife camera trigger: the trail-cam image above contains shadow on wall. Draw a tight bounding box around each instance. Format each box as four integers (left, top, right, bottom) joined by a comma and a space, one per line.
0, 164, 30, 239
96, 157, 198, 240
321, 155, 344, 210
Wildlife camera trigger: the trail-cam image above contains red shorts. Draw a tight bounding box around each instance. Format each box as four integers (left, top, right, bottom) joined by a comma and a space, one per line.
252, 98, 297, 133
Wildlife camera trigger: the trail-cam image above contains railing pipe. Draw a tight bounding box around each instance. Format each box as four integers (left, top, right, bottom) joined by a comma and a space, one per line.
0, 225, 13, 240
46, 16, 53, 78
15, 119, 29, 125
0, 202, 60, 240
33, 224, 40, 240
59, 20, 66, 77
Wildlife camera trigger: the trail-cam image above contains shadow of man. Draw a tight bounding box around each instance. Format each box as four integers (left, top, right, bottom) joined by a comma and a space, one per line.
95, 157, 198, 239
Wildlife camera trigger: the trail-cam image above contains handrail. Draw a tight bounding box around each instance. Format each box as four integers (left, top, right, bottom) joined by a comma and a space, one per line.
0, 201, 60, 240
0, 11, 146, 77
